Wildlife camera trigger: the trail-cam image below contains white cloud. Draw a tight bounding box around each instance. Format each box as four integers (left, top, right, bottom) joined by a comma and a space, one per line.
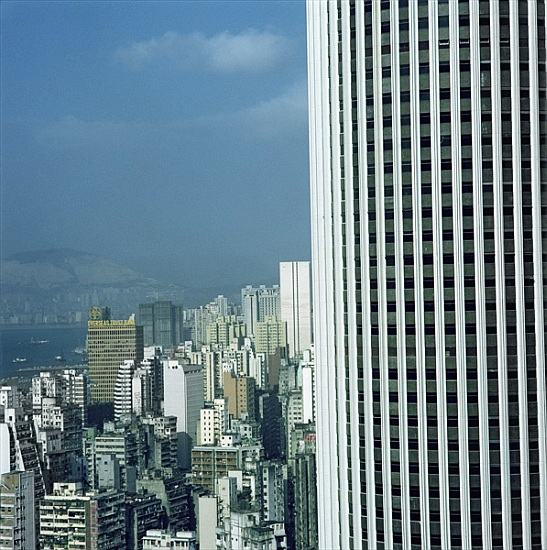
200, 81, 308, 139
115, 29, 291, 73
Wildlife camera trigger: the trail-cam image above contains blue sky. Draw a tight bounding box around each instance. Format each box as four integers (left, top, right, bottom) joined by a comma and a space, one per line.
1, 1, 310, 287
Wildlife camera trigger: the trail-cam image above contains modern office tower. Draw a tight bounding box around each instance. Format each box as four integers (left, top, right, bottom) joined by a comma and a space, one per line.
223, 372, 256, 421
307, 1, 546, 548
206, 315, 247, 347
138, 301, 184, 348
259, 394, 285, 460
163, 360, 204, 469
280, 261, 312, 358
255, 316, 287, 357
39, 483, 126, 549
88, 310, 144, 402
241, 285, 280, 335
0, 471, 35, 550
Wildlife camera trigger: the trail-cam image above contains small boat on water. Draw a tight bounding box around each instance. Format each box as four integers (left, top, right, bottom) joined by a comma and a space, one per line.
73, 346, 87, 355
12, 357, 28, 363
55, 355, 66, 362
30, 338, 49, 345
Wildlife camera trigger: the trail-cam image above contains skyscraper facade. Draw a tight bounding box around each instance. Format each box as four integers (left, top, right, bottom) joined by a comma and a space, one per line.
88, 311, 144, 403
280, 261, 312, 357
138, 301, 184, 348
307, 1, 546, 549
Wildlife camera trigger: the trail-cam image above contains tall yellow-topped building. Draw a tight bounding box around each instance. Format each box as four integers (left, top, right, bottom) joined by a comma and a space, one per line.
87, 307, 143, 402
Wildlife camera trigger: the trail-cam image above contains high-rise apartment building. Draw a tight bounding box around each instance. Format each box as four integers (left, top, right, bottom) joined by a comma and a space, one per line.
223, 372, 256, 421
280, 261, 312, 357
138, 301, 184, 348
0, 471, 35, 550
241, 285, 280, 335
39, 483, 125, 549
206, 315, 247, 347
307, 1, 546, 549
87, 309, 144, 402
163, 360, 204, 469
255, 317, 287, 357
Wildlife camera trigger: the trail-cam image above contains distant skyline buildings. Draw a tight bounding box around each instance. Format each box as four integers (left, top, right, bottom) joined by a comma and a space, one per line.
241, 285, 280, 336
138, 301, 184, 349
280, 261, 312, 358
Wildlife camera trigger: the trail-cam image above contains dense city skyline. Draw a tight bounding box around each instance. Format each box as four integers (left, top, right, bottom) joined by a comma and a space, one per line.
1, 1, 546, 549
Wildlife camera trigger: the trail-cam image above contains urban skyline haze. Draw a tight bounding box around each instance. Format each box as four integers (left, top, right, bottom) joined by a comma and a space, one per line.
1, 1, 311, 288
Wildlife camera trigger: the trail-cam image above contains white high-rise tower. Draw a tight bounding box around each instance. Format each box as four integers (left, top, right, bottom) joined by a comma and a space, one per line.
280, 261, 312, 357
307, 1, 546, 549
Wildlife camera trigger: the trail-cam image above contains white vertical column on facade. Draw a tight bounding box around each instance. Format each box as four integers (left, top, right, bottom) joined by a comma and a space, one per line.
489, 2, 512, 546
469, 1, 492, 546
327, 1, 350, 545
509, 2, 531, 547
340, 1, 363, 545
390, 2, 411, 548
428, 3, 451, 547
528, 1, 547, 548
355, 1, 377, 546
408, 0, 430, 545
306, 2, 340, 547
371, 2, 393, 547
448, 1, 471, 548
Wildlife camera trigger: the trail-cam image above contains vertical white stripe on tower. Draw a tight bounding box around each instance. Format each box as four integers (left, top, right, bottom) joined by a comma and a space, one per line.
528, 1, 547, 547
390, 2, 411, 548
489, 2, 512, 546
371, 2, 393, 547
509, 2, 531, 547
355, 1, 377, 546
428, 3, 451, 547
409, 0, 430, 545
449, 1, 471, 548
469, 1, 492, 546
327, 1, 349, 545
306, 2, 340, 547
340, 1, 363, 545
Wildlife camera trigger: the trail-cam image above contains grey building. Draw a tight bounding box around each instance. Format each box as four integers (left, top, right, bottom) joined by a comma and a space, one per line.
0, 471, 35, 550
307, 1, 546, 549
138, 301, 184, 348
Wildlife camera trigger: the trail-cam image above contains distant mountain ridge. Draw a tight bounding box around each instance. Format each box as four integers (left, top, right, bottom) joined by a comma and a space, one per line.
2, 248, 157, 289
1, 249, 186, 324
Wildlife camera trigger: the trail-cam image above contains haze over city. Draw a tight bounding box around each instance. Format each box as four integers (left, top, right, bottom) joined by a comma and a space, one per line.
1, 1, 310, 288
